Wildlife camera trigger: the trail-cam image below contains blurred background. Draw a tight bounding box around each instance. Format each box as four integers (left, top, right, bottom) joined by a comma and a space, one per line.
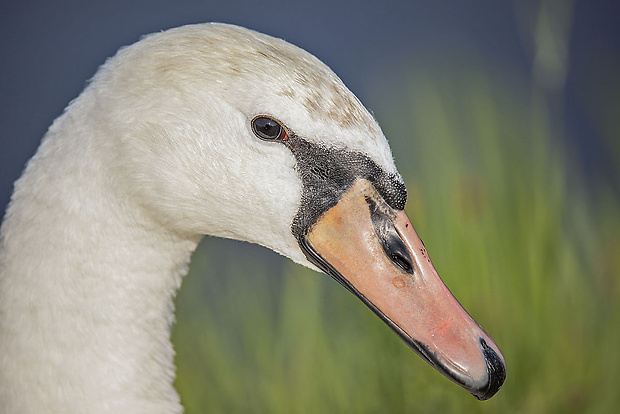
1, 0, 619, 412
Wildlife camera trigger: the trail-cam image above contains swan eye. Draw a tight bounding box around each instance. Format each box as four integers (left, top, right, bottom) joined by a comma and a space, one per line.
251, 116, 286, 141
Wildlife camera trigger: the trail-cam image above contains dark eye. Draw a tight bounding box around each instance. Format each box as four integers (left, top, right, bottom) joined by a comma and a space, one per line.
251, 116, 286, 141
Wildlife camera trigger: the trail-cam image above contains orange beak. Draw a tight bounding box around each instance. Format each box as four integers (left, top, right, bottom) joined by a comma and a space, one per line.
301, 179, 506, 400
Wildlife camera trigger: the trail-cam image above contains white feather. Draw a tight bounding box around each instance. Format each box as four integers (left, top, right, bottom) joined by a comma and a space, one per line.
0, 23, 398, 413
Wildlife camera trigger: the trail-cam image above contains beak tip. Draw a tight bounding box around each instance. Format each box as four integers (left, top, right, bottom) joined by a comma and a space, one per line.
470, 337, 507, 401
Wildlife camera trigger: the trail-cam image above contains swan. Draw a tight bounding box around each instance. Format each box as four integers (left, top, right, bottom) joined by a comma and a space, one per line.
0, 23, 505, 413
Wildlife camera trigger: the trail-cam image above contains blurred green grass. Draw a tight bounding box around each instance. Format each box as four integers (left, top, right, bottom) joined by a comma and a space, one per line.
172, 28, 620, 414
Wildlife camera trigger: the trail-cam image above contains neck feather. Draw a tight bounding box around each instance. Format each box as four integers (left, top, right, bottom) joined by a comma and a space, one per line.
0, 102, 199, 413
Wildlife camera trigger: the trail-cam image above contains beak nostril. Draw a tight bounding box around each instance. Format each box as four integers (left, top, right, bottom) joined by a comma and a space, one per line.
391, 252, 413, 274
367, 195, 415, 275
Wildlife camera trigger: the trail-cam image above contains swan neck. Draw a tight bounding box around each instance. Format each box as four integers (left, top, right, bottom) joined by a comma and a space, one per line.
0, 110, 199, 413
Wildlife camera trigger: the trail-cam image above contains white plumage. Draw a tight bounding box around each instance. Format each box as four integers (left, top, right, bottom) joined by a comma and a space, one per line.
0, 22, 506, 413
0, 23, 396, 413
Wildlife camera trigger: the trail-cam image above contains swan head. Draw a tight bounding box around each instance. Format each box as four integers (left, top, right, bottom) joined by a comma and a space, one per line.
86, 23, 505, 399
